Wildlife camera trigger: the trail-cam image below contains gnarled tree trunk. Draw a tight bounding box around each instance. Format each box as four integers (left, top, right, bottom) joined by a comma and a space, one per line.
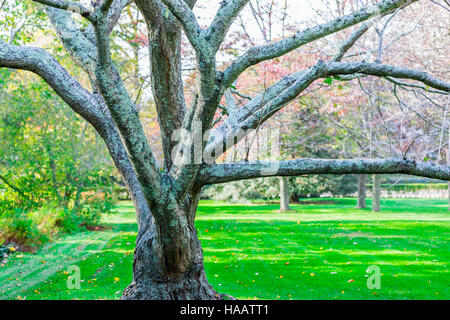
122, 190, 220, 300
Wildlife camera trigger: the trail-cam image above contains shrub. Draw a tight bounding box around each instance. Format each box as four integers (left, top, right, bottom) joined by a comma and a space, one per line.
0, 194, 117, 250
0, 214, 48, 249
290, 174, 357, 199
203, 174, 357, 202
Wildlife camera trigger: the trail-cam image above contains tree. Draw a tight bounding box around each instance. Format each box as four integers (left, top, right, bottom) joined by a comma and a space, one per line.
0, 69, 116, 209
356, 174, 367, 209
279, 176, 291, 211
372, 174, 381, 212
0, 0, 449, 299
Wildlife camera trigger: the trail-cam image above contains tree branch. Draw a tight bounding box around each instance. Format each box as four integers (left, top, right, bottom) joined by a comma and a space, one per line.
160, 0, 205, 51
205, 0, 250, 52
205, 60, 449, 160
332, 22, 370, 62
0, 40, 103, 125
202, 158, 450, 184
0, 173, 32, 201
326, 62, 450, 92
99, 0, 115, 14
222, 0, 417, 89
91, 12, 163, 202
0, 39, 152, 227
45, 7, 98, 75
33, 0, 94, 20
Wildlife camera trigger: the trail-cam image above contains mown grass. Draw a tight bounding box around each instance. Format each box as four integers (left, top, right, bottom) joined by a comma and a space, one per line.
1, 198, 449, 300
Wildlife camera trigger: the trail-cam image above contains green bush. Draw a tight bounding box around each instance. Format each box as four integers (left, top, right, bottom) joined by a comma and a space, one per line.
0, 214, 49, 248
0, 196, 117, 250
290, 174, 357, 199
52, 206, 81, 234
79, 204, 102, 228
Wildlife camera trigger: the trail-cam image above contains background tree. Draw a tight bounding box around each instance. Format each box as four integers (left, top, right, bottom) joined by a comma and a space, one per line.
0, 0, 449, 299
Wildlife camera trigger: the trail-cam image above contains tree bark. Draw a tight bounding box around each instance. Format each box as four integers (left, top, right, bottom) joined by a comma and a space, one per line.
121, 190, 220, 300
279, 176, 291, 211
372, 175, 381, 212
356, 174, 367, 209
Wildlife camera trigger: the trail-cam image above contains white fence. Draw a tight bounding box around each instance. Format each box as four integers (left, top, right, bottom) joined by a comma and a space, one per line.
347, 189, 447, 199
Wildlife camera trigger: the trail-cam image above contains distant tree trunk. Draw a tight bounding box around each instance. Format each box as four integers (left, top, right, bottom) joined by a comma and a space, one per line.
372, 175, 381, 212
279, 176, 291, 211
448, 181, 450, 211
356, 174, 367, 209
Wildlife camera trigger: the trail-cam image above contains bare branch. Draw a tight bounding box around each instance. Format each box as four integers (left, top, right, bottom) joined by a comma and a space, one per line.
326, 62, 450, 92
0, 39, 152, 226
160, 0, 205, 51
222, 0, 417, 89
202, 158, 450, 184
8, 16, 27, 44
99, 0, 115, 14
385, 76, 448, 95
33, 0, 94, 20
0, 40, 102, 124
205, 60, 450, 160
45, 7, 98, 75
332, 22, 370, 62
90, 15, 163, 201
205, 0, 250, 51
375, 7, 401, 63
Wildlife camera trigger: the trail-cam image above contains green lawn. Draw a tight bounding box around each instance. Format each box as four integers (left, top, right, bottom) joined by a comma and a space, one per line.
1, 198, 449, 300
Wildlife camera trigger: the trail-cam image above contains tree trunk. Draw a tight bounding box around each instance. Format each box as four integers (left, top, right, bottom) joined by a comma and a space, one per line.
372, 175, 381, 212
121, 190, 220, 300
448, 181, 450, 211
356, 174, 367, 209
279, 176, 291, 211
